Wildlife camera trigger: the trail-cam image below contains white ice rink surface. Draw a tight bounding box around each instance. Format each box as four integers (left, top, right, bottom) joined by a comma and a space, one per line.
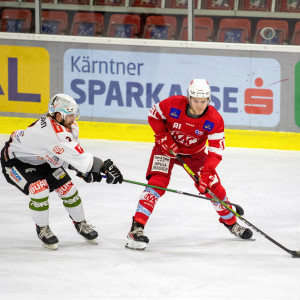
0, 133, 300, 300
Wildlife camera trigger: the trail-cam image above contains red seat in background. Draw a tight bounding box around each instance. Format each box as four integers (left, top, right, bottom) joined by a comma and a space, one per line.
0, 9, 32, 33
291, 21, 300, 45
180, 17, 214, 41
41, 11, 68, 35
217, 18, 251, 43
254, 19, 289, 44
107, 14, 141, 38
71, 12, 104, 36
143, 15, 177, 40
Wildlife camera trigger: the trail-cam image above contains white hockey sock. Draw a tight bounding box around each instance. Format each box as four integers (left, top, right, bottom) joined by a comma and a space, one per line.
30, 209, 49, 227
65, 202, 85, 222
28, 180, 50, 227
55, 181, 85, 222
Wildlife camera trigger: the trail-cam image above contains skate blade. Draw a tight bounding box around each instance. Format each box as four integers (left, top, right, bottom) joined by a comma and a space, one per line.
125, 239, 147, 250
85, 237, 98, 245
42, 242, 58, 250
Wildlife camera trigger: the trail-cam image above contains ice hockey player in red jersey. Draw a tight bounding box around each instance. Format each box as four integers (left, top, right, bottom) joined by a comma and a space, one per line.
125, 79, 253, 250
1, 94, 123, 250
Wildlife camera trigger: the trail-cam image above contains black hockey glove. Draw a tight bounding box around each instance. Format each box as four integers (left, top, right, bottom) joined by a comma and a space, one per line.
72, 157, 103, 183
76, 171, 102, 183
100, 159, 123, 184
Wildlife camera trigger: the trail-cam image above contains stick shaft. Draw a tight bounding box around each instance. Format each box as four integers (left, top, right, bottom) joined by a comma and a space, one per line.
123, 179, 241, 208
175, 154, 300, 257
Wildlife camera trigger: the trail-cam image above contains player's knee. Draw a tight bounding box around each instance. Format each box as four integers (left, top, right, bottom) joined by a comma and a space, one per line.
148, 175, 170, 197
28, 179, 50, 211
55, 181, 81, 208
28, 179, 50, 198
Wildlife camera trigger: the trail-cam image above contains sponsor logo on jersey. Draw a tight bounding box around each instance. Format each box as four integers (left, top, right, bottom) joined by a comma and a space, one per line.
186, 123, 195, 127
11, 130, 24, 143
63, 194, 80, 205
29, 179, 49, 194
46, 155, 60, 166
30, 200, 49, 209
169, 108, 181, 119
75, 144, 84, 154
25, 168, 36, 173
52, 168, 66, 180
5, 166, 27, 189
203, 120, 215, 131
53, 146, 64, 154
195, 129, 204, 136
40, 117, 47, 128
56, 181, 74, 196
50, 118, 64, 134
151, 155, 170, 173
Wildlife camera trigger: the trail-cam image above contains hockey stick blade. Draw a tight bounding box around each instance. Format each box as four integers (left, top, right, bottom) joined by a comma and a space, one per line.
291, 251, 300, 258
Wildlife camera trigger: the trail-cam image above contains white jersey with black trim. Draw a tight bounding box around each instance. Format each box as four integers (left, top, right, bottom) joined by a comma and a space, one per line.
7, 116, 93, 174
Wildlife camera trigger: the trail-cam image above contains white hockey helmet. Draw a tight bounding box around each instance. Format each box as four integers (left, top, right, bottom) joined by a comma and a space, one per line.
48, 93, 79, 120
188, 79, 211, 102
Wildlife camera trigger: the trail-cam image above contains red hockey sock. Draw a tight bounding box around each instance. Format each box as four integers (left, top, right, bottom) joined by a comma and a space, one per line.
206, 183, 236, 226
134, 187, 160, 226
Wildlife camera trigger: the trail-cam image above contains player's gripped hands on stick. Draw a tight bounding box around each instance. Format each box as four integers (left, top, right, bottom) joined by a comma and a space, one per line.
155, 132, 179, 157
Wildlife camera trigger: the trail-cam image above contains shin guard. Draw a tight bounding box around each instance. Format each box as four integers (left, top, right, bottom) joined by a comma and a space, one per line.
28, 179, 50, 227
134, 187, 160, 226
55, 181, 84, 222
207, 182, 236, 226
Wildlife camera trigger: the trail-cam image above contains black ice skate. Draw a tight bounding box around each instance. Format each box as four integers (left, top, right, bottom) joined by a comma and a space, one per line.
36, 225, 59, 250
224, 222, 253, 240
125, 217, 149, 250
72, 218, 98, 244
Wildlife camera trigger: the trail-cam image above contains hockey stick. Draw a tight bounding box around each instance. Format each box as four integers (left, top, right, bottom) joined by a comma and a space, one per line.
122, 179, 243, 210
69, 165, 242, 210
173, 153, 244, 215
175, 153, 300, 258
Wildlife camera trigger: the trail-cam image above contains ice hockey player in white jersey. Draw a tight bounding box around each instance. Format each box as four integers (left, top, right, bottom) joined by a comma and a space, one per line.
0, 94, 123, 250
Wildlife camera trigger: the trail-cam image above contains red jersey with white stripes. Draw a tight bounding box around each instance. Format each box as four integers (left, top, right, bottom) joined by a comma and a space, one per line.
148, 95, 225, 171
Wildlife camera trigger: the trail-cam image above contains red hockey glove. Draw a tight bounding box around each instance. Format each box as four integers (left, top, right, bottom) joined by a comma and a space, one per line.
196, 169, 215, 194
155, 132, 179, 157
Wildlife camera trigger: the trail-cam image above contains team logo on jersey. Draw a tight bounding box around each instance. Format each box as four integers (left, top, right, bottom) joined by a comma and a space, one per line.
171, 131, 198, 146
203, 120, 215, 131
195, 129, 204, 136
53, 146, 64, 154
169, 108, 181, 119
